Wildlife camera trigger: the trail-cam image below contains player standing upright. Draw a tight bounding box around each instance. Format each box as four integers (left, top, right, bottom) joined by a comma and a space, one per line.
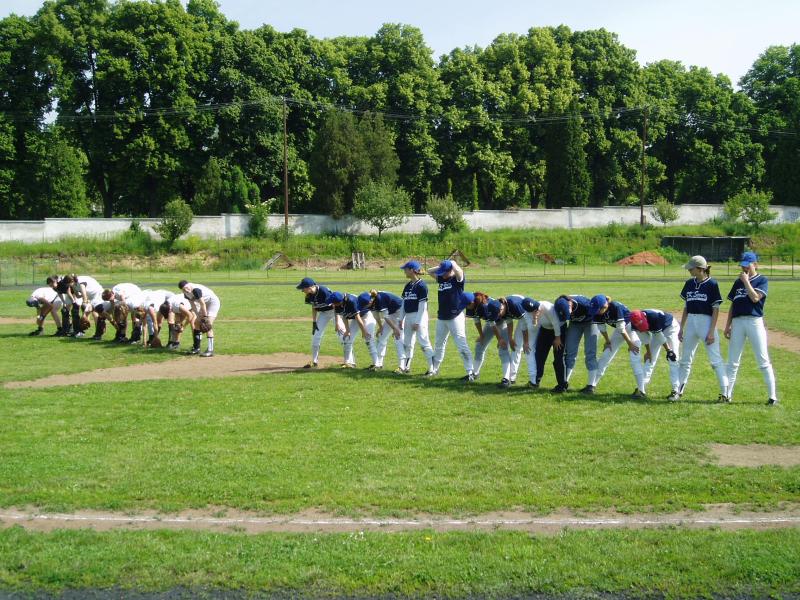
724, 252, 778, 405
677, 256, 729, 402
399, 260, 435, 375
297, 277, 335, 369
427, 259, 474, 381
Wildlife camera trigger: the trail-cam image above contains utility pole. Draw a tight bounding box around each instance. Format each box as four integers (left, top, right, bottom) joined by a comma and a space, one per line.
640, 106, 649, 226
283, 97, 289, 231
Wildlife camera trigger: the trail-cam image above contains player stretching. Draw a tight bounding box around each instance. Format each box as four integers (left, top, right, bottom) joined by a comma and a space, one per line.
427, 259, 474, 381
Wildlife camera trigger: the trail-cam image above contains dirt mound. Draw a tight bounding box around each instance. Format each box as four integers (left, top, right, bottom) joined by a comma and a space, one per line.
3, 352, 339, 389
616, 251, 668, 266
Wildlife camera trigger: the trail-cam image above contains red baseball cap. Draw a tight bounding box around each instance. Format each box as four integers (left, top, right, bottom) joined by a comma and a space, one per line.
630, 310, 649, 332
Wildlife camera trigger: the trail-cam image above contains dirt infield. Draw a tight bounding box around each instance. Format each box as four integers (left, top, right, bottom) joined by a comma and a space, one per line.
709, 444, 800, 467
1, 503, 799, 534
3, 352, 340, 389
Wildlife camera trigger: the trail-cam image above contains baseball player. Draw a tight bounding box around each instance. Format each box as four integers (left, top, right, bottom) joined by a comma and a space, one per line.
179, 280, 220, 357
47, 275, 73, 336
555, 295, 599, 395
501, 295, 540, 388
61, 274, 105, 338
677, 255, 729, 402
587, 295, 646, 398
132, 289, 173, 347
468, 292, 519, 388
531, 298, 568, 392
724, 252, 778, 405
100, 282, 143, 342
427, 259, 474, 381
399, 260, 435, 374
359, 289, 406, 371
329, 291, 379, 368
297, 277, 335, 369
26, 286, 63, 335
159, 293, 194, 350
629, 309, 681, 400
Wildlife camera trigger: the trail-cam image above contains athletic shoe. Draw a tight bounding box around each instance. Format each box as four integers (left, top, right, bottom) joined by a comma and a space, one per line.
631, 388, 647, 399
580, 385, 595, 395
365, 364, 382, 371
91, 334, 103, 341
116, 336, 129, 343
461, 372, 475, 383
303, 362, 318, 369
340, 363, 355, 369
509, 379, 516, 385
167, 342, 180, 351
393, 367, 409, 374
497, 378, 510, 389
53, 329, 67, 337
717, 394, 731, 404
550, 384, 568, 394
74, 331, 85, 338
423, 370, 435, 377
666, 390, 681, 402
200, 351, 214, 357
527, 381, 539, 389
29, 328, 43, 336
189, 348, 201, 355
767, 398, 779, 406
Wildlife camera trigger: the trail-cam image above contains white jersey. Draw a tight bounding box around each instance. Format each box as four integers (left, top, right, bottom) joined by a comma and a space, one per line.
113, 283, 142, 302
184, 283, 218, 304
30, 287, 59, 304
124, 293, 148, 312
537, 301, 562, 336
144, 289, 173, 308
77, 276, 104, 301
169, 294, 191, 312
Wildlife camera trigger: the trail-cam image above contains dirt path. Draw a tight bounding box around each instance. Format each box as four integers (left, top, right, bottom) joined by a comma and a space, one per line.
2, 504, 799, 535
3, 352, 340, 389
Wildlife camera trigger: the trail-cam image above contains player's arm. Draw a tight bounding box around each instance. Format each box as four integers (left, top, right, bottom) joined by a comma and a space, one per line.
740, 273, 764, 303
79, 283, 90, 313
619, 323, 639, 353
707, 305, 720, 344
451, 261, 464, 281
678, 306, 688, 342
506, 320, 516, 350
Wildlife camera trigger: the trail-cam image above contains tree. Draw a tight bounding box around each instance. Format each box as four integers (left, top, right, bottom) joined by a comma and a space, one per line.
426, 193, 466, 235
725, 189, 777, 230
154, 198, 193, 246
650, 197, 679, 226
545, 101, 591, 208
352, 181, 412, 237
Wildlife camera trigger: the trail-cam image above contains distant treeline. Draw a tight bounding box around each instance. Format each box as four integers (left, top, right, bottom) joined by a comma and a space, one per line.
1, 0, 798, 219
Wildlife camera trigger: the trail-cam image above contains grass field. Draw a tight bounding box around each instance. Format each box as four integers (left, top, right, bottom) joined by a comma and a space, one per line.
1, 273, 799, 598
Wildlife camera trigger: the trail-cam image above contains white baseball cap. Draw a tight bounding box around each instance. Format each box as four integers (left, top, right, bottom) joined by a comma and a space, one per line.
683, 255, 708, 270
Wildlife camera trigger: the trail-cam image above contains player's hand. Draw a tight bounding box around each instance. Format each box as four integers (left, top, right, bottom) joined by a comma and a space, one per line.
498, 339, 508, 350
705, 332, 715, 345
628, 342, 640, 355
509, 340, 517, 352
393, 330, 401, 340
552, 336, 563, 350
724, 325, 732, 339
678, 331, 684, 343
523, 343, 530, 354
739, 271, 750, 284
643, 348, 652, 363
312, 321, 319, 334
665, 349, 677, 362
603, 341, 612, 352
412, 324, 419, 332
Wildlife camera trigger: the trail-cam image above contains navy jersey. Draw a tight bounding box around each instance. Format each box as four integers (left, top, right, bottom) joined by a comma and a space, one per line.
594, 300, 631, 327
567, 295, 593, 323
639, 309, 674, 333
437, 274, 466, 320
401, 280, 428, 313
474, 298, 503, 323
727, 274, 768, 318
306, 285, 334, 312
504, 295, 536, 320
373, 291, 403, 315
335, 293, 369, 320
680, 278, 722, 316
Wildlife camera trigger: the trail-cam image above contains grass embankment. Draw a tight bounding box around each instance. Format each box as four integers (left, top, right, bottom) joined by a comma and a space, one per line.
1, 281, 799, 597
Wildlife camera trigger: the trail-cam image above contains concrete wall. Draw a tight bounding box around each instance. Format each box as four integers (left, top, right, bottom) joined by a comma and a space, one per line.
1, 204, 798, 243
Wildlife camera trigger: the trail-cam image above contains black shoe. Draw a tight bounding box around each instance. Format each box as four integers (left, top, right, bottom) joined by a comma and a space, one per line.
527, 381, 539, 389
550, 385, 568, 394
580, 385, 595, 395
767, 398, 779, 406
29, 328, 43, 336
497, 378, 510, 389
189, 347, 201, 355
460, 372, 475, 382
54, 329, 67, 337
91, 334, 103, 341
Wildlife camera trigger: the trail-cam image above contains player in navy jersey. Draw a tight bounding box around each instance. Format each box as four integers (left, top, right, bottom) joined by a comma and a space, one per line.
554, 294, 599, 394
529, 298, 568, 392
358, 289, 406, 371
499, 294, 540, 387
427, 260, 474, 381
330, 291, 379, 369
588, 295, 646, 398
297, 277, 336, 368
629, 309, 680, 400
469, 292, 515, 388
677, 256, 729, 402
724, 252, 778, 405
400, 260, 435, 374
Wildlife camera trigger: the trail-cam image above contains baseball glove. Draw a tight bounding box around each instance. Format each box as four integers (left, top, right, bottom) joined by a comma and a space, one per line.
665, 349, 677, 362
197, 316, 212, 333
172, 323, 184, 334
148, 336, 164, 349
78, 317, 92, 332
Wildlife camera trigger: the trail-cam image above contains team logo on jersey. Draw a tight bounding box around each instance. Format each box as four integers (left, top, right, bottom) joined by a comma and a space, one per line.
438, 281, 453, 292
685, 291, 708, 302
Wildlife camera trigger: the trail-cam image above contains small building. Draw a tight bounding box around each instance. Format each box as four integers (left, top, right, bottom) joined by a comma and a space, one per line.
660, 236, 750, 261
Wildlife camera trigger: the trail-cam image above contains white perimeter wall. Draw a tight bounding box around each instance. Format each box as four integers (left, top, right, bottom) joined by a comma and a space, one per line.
1, 205, 799, 243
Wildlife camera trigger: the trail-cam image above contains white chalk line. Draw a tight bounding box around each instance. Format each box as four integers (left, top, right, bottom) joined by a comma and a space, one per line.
2, 511, 800, 529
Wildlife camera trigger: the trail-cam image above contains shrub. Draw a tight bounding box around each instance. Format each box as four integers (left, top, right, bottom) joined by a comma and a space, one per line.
724, 189, 777, 230
352, 181, 412, 238
246, 198, 276, 239
426, 193, 466, 235
154, 198, 193, 247
650, 197, 679, 226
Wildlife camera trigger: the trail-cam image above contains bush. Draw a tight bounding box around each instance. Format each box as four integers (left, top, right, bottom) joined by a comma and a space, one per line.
154, 199, 193, 247
724, 189, 777, 230
352, 181, 412, 238
426, 193, 466, 235
650, 197, 679, 226
246, 198, 276, 239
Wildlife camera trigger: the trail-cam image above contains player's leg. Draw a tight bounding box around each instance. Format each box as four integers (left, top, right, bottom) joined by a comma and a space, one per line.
749, 318, 777, 402
534, 327, 554, 387
415, 307, 435, 373
663, 324, 681, 396
678, 315, 702, 395
551, 330, 568, 391
593, 327, 623, 387
725, 318, 748, 400
362, 312, 380, 368
640, 332, 657, 391
311, 310, 333, 365
432, 317, 450, 375
387, 314, 406, 370
563, 322, 580, 383
626, 327, 645, 395
508, 319, 527, 383
497, 321, 513, 384
472, 321, 492, 378
701, 318, 729, 397
449, 312, 474, 377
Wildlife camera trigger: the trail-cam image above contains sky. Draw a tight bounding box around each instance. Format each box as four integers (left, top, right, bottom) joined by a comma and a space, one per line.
3, 0, 799, 87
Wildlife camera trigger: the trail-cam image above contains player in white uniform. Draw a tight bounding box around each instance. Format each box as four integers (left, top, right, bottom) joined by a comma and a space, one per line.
724, 252, 778, 406
629, 310, 681, 399
100, 283, 143, 342
677, 256, 729, 402
26, 286, 63, 335
61, 275, 105, 338
158, 292, 194, 350
131, 289, 173, 347
399, 260, 435, 375
179, 280, 220, 357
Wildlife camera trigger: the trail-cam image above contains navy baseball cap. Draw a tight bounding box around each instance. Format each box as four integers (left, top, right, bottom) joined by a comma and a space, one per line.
554, 297, 570, 323
329, 291, 344, 304
400, 260, 421, 270
356, 292, 372, 311
296, 277, 316, 290
740, 251, 758, 267
26, 298, 39, 308
521, 298, 540, 313
460, 291, 475, 307
588, 294, 608, 316
434, 259, 453, 276
484, 298, 502, 321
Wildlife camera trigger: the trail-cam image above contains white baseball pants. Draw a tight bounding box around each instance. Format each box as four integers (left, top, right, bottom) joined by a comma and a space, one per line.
678, 313, 728, 396
401, 306, 434, 371
509, 313, 538, 384
338, 312, 379, 366
433, 312, 474, 375
726, 316, 777, 401
472, 321, 513, 380
590, 323, 644, 391
311, 309, 336, 363
375, 312, 406, 368
640, 322, 681, 393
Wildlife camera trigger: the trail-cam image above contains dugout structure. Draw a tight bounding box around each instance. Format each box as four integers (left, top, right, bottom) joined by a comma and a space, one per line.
660, 236, 750, 262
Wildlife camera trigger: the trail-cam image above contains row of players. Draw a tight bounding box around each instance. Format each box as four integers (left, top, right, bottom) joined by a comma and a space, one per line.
26, 276, 220, 356
297, 252, 778, 405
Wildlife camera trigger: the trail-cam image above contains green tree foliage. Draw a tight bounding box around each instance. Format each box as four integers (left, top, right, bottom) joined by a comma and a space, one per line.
245, 198, 275, 238
154, 198, 193, 246
546, 101, 591, 208
724, 189, 777, 230
650, 197, 679, 226
353, 181, 412, 237
426, 193, 466, 235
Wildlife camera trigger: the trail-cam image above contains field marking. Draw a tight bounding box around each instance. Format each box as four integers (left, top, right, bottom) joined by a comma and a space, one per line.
2, 510, 800, 534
